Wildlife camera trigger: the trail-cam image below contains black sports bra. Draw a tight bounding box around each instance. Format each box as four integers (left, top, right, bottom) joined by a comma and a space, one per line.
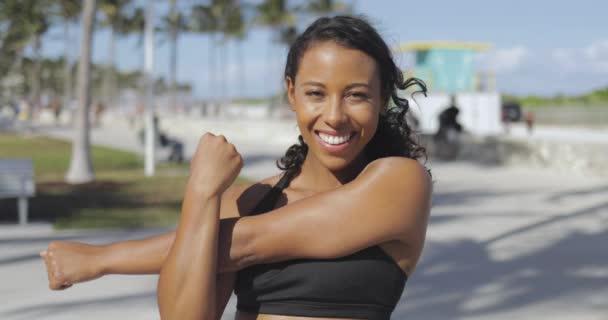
234, 169, 408, 320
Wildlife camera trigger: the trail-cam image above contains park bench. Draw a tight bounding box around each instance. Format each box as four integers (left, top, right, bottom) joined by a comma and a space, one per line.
0, 159, 35, 225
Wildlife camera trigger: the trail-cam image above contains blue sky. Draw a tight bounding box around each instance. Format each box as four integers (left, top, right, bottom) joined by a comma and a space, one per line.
41, 0, 608, 98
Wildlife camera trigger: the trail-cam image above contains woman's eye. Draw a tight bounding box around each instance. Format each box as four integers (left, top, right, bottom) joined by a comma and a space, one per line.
349, 92, 369, 100
306, 91, 324, 97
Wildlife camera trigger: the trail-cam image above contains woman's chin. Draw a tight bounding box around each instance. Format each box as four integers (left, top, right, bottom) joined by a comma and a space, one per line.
315, 154, 358, 173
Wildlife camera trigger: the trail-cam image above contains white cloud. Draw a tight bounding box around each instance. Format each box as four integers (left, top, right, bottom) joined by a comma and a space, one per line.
476, 46, 528, 73
551, 39, 608, 73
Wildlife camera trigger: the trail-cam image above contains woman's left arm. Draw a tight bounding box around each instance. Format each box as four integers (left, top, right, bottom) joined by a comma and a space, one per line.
229, 157, 432, 267
157, 133, 243, 320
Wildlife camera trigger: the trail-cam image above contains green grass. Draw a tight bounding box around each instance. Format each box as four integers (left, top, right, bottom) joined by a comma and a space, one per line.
0, 134, 142, 181
0, 134, 248, 229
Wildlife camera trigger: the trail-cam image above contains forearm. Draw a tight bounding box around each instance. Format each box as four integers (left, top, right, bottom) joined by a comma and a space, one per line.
99, 231, 175, 275
157, 190, 220, 320
95, 218, 251, 276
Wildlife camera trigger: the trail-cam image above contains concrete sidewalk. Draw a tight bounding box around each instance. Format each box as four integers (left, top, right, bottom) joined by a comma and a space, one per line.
2, 161, 606, 320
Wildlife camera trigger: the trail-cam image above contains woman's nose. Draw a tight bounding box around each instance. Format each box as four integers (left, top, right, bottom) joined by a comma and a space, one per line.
323, 97, 347, 128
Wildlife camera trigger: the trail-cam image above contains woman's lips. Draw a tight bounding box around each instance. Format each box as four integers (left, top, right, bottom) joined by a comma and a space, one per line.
314, 130, 356, 154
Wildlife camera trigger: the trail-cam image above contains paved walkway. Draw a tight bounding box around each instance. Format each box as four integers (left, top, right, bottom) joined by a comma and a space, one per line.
1, 119, 607, 319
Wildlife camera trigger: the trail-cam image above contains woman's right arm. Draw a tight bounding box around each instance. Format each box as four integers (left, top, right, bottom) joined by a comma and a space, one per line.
40, 232, 175, 290
41, 183, 252, 290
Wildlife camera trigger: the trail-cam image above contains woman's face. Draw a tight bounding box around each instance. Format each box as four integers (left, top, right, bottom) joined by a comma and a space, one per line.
287, 41, 384, 172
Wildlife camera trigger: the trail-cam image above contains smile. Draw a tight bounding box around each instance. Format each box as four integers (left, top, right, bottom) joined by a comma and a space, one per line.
318, 132, 353, 145
314, 131, 357, 154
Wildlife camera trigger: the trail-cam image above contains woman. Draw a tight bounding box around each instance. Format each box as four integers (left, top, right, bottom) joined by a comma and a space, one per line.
40, 15, 432, 320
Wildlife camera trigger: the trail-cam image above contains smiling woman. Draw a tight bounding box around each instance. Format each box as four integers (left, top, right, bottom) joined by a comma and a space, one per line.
40, 15, 431, 320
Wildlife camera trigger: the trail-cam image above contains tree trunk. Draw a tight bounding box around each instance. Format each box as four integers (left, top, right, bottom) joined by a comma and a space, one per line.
63, 21, 72, 112
168, 0, 178, 112
102, 26, 115, 106
29, 34, 42, 122
169, 33, 178, 112
143, 0, 156, 177
66, 0, 97, 184
238, 38, 245, 98
266, 31, 274, 115
209, 33, 217, 115
219, 40, 226, 104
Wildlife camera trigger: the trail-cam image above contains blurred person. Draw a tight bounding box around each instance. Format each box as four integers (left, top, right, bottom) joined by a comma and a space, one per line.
93, 101, 106, 127
40, 16, 432, 320
48, 96, 62, 125
500, 101, 522, 134
433, 95, 463, 160
17, 98, 30, 121
435, 95, 463, 138
525, 110, 535, 134
501, 107, 511, 134
137, 114, 184, 163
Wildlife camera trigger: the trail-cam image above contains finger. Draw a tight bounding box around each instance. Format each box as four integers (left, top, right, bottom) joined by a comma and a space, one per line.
45, 256, 62, 290
59, 283, 73, 290
42, 254, 55, 289
39, 250, 47, 258
50, 262, 63, 290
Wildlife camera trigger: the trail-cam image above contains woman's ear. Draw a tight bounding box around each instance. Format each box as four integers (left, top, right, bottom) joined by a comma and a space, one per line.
286, 76, 296, 111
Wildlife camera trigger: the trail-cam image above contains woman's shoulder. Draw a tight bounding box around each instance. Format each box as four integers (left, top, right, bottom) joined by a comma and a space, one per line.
220, 174, 283, 218
363, 157, 431, 182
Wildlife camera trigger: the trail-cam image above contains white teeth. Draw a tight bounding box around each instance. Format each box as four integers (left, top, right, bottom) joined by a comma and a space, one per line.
318, 132, 352, 145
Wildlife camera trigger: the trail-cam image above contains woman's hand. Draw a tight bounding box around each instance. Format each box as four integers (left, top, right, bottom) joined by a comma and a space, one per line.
40, 241, 103, 290
187, 133, 243, 197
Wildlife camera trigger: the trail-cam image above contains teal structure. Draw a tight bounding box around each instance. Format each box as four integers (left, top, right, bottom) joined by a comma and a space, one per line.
397, 42, 491, 94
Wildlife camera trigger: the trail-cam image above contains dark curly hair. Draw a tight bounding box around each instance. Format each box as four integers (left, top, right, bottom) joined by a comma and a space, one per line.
277, 15, 427, 172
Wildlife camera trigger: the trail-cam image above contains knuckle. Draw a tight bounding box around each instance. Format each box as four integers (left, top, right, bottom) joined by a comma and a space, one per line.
201, 132, 212, 140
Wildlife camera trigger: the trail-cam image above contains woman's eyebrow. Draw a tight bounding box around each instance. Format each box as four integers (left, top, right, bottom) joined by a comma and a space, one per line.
344, 83, 370, 90
300, 81, 325, 87
300, 82, 370, 89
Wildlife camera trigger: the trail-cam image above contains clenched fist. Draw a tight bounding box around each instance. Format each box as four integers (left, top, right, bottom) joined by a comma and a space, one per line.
40, 241, 102, 290
187, 133, 243, 197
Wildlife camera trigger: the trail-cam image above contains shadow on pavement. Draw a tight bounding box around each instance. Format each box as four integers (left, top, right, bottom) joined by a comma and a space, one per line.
0, 291, 156, 320
395, 200, 608, 319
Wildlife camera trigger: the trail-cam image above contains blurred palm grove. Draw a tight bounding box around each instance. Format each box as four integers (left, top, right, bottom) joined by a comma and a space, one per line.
0, 0, 351, 113
0, 0, 351, 228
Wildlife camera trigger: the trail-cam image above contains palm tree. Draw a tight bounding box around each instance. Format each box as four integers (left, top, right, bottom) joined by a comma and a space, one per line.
305, 0, 350, 15
189, 4, 216, 108
65, 0, 97, 184
160, 0, 189, 112
255, 0, 295, 110
0, 3, 31, 103
214, 0, 240, 103
1, 0, 52, 121
27, 1, 52, 119
56, 0, 81, 112
99, 0, 132, 107
224, 3, 247, 98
